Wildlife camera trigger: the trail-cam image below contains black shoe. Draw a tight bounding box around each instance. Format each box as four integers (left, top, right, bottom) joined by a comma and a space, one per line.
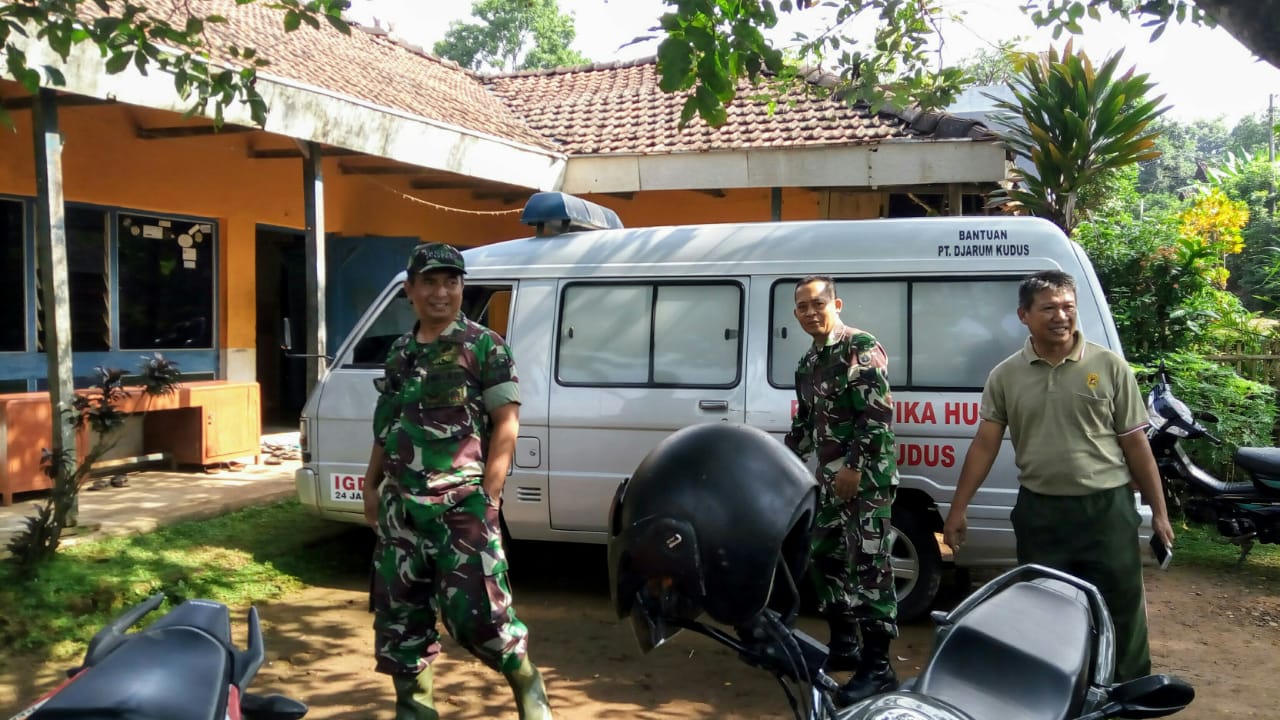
824, 612, 861, 672
835, 627, 898, 705
836, 662, 898, 705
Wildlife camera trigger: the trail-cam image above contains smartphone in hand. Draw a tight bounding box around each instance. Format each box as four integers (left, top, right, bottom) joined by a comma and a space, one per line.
1149, 534, 1173, 570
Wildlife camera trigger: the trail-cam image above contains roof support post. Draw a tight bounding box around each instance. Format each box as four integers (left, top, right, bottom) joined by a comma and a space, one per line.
301, 141, 327, 394
947, 183, 964, 216
32, 88, 78, 469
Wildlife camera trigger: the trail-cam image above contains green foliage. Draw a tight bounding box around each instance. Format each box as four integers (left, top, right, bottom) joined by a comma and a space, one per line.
4, 438, 110, 578
1134, 353, 1277, 482
1078, 214, 1208, 359
955, 37, 1026, 89
1137, 117, 1233, 197
655, 0, 1258, 128
137, 352, 181, 397
433, 0, 590, 72
1172, 519, 1280, 581
986, 43, 1167, 232
1209, 153, 1280, 311
0, 500, 365, 658
6, 356, 195, 575
1075, 164, 1142, 223
1, 0, 350, 128
1228, 112, 1275, 155
1075, 186, 1252, 363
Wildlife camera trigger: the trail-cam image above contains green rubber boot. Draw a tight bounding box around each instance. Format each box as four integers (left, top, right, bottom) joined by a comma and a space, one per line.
504, 658, 553, 720
392, 667, 438, 720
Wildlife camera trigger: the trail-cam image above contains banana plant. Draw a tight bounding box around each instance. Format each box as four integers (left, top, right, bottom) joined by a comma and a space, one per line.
986, 41, 1169, 232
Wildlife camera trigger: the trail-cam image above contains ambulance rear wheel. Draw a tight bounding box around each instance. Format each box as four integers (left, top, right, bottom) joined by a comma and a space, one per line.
890, 507, 943, 622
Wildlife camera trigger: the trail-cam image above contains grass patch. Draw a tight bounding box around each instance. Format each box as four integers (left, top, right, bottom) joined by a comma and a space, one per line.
0, 499, 371, 661
1172, 518, 1280, 585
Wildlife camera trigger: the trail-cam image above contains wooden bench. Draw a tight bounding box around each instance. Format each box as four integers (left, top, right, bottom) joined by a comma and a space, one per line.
0, 381, 261, 505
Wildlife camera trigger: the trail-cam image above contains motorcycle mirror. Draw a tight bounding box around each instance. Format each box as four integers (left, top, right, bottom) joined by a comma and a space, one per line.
1108, 674, 1196, 718
240, 692, 308, 720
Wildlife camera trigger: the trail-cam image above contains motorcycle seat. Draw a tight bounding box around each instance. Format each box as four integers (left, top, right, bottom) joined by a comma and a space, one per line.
1234, 448, 1280, 493
32, 627, 231, 720
912, 577, 1094, 720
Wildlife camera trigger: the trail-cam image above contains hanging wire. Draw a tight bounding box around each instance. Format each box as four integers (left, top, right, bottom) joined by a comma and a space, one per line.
367, 178, 525, 216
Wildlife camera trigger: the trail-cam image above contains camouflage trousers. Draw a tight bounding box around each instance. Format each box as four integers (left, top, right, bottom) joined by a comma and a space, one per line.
808, 459, 898, 637
372, 482, 529, 677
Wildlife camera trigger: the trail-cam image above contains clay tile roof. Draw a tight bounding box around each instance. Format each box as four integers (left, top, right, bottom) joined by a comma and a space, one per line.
141, 0, 555, 151
485, 58, 994, 156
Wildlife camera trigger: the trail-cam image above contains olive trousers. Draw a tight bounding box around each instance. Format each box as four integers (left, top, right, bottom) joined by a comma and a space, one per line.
1010, 484, 1152, 682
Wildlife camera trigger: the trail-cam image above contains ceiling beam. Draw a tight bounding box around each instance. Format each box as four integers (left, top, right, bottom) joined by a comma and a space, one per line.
470, 190, 527, 204
247, 146, 362, 159
338, 163, 421, 175
135, 124, 255, 139
1, 94, 116, 111
409, 177, 474, 190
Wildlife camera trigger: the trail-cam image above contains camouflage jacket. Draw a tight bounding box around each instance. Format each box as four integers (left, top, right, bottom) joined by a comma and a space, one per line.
785, 324, 898, 499
373, 312, 520, 496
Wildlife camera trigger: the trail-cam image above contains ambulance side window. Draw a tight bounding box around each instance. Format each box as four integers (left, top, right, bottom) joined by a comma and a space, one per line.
346, 289, 417, 368
768, 277, 1023, 390
911, 280, 1022, 388
556, 281, 743, 387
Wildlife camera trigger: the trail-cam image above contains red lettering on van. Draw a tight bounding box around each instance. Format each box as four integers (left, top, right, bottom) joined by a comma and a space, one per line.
896, 401, 937, 425
895, 443, 956, 468
334, 474, 365, 491
943, 402, 981, 425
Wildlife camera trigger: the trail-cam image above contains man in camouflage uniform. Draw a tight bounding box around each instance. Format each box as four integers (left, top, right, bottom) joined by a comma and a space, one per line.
784, 275, 899, 703
361, 242, 552, 720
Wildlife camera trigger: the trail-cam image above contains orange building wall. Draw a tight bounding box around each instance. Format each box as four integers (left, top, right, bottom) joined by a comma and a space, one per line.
0, 90, 872, 378
0, 100, 529, 354
585, 187, 827, 225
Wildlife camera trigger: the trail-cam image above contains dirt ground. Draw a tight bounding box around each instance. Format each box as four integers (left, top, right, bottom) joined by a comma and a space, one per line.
2, 541, 1277, 720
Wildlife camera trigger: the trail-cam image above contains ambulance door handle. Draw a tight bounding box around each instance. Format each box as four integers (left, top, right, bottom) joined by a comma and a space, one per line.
698, 400, 729, 412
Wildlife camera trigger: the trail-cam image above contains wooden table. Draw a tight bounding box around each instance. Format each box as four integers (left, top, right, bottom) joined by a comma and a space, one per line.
0, 381, 261, 505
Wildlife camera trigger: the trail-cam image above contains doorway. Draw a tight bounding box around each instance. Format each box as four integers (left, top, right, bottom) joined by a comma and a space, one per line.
255, 227, 307, 430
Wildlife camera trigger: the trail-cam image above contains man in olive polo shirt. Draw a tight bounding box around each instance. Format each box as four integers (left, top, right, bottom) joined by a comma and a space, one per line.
943, 270, 1174, 682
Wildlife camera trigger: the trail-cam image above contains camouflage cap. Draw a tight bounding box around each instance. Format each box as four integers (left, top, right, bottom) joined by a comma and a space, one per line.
407, 242, 466, 276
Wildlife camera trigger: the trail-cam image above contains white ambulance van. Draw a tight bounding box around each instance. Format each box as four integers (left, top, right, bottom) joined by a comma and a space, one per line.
294, 192, 1142, 619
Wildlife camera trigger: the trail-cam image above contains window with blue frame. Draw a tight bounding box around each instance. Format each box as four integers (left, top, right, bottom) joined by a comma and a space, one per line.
37, 207, 111, 352
117, 214, 215, 349
0, 200, 24, 353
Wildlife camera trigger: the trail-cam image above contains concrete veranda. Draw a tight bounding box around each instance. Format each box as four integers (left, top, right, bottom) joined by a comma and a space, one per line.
0, 432, 302, 556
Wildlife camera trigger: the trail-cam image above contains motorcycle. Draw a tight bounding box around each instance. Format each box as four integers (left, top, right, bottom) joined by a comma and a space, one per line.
626, 563, 1193, 720
7, 594, 306, 720
1146, 361, 1280, 563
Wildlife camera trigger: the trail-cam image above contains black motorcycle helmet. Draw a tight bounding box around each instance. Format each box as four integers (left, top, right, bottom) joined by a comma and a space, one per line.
608, 423, 818, 640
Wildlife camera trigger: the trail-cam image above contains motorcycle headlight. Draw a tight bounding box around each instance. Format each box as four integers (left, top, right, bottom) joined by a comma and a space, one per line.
1147, 389, 1193, 437
842, 693, 968, 720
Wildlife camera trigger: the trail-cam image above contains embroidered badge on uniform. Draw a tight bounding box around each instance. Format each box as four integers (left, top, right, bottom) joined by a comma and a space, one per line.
1086, 372, 1099, 389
